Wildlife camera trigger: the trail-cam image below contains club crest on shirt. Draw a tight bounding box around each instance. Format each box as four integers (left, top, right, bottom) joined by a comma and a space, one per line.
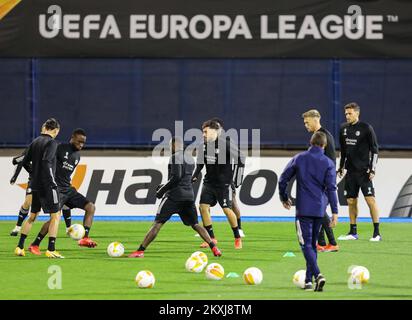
356, 131, 360, 136
64, 152, 69, 159
343, 128, 347, 136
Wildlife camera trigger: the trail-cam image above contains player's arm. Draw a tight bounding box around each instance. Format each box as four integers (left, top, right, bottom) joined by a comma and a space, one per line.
191, 144, 205, 182
10, 151, 26, 184
229, 138, 246, 188
337, 127, 346, 178
325, 162, 339, 227
156, 161, 183, 198
278, 157, 297, 209
367, 125, 379, 179
21, 146, 33, 176
42, 140, 58, 188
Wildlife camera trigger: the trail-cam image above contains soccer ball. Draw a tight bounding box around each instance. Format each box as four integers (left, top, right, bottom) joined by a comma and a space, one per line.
135, 270, 155, 288
350, 266, 370, 284
293, 270, 306, 289
107, 242, 125, 257
185, 255, 205, 273
205, 263, 224, 280
68, 224, 85, 240
191, 251, 208, 267
243, 267, 263, 285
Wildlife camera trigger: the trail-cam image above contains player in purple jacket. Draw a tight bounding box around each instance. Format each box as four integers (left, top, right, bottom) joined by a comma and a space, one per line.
279, 131, 338, 291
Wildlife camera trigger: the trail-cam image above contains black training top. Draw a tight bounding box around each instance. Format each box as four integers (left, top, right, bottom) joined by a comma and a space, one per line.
55, 143, 81, 191
339, 121, 379, 172
157, 150, 195, 201
22, 134, 58, 191
318, 127, 336, 165
192, 136, 246, 187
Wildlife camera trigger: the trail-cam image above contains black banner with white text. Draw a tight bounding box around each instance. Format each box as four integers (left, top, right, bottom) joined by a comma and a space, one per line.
0, 0, 411, 58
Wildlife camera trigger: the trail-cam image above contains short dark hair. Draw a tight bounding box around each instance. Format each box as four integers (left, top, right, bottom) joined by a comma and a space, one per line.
209, 117, 224, 128
344, 102, 360, 112
310, 131, 327, 147
72, 128, 86, 137
202, 120, 220, 130
43, 118, 60, 131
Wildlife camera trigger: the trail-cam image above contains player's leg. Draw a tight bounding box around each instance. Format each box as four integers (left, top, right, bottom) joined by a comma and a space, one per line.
43, 188, 64, 258
78, 201, 97, 247
10, 193, 32, 236
182, 202, 222, 257
15, 191, 41, 256
321, 214, 339, 252
296, 216, 321, 290
199, 184, 218, 247
45, 211, 64, 258
222, 207, 242, 249
15, 211, 39, 256
312, 217, 326, 292
128, 222, 164, 258
200, 203, 215, 233
360, 175, 381, 241
365, 196, 381, 239
62, 205, 72, 232
231, 190, 245, 237
129, 197, 170, 258
317, 224, 327, 250
29, 220, 49, 255
218, 186, 242, 249
339, 172, 360, 240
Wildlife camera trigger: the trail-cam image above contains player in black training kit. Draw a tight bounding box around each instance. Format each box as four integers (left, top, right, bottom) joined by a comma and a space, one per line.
15, 118, 64, 258
302, 109, 339, 252
337, 103, 381, 242
192, 120, 245, 250
28, 128, 97, 254
128, 137, 222, 258
210, 117, 246, 238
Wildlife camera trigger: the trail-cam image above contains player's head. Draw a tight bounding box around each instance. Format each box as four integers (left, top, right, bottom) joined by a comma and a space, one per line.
310, 131, 327, 149
209, 117, 224, 136
302, 109, 321, 133
202, 120, 220, 142
344, 102, 360, 124
170, 136, 184, 153
70, 128, 87, 151
42, 118, 60, 138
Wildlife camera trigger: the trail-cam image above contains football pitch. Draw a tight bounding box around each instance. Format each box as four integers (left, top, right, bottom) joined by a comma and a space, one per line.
1, 220, 412, 300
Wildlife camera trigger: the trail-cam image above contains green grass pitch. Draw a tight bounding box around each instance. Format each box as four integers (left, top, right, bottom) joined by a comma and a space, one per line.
1, 220, 412, 300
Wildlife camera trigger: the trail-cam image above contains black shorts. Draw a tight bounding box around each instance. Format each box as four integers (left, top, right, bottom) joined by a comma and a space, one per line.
59, 187, 90, 210
200, 183, 232, 209
344, 171, 375, 199
31, 188, 60, 214
155, 197, 198, 226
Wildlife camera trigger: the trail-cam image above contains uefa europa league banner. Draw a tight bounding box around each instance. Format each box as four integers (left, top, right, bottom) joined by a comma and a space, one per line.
0, 0, 412, 58
0, 156, 411, 218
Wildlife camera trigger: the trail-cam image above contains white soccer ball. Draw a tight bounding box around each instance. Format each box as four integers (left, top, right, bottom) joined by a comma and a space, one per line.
243, 267, 263, 285
293, 270, 306, 289
185, 255, 205, 273
191, 251, 208, 267
205, 263, 225, 280
351, 266, 370, 284
107, 242, 125, 257
68, 224, 85, 240
135, 270, 155, 288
